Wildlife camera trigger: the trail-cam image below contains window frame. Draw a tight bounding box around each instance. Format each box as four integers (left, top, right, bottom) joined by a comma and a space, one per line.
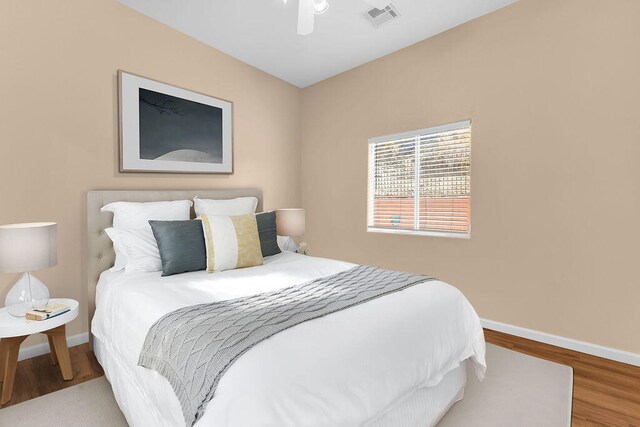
367, 120, 471, 239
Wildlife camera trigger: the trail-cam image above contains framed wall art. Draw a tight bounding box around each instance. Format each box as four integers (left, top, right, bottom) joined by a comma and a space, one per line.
118, 70, 233, 173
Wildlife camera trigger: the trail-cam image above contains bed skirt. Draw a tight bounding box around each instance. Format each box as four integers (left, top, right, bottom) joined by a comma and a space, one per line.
94, 334, 468, 427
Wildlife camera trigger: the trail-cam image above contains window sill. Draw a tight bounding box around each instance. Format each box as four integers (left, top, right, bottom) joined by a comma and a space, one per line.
367, 227, 471, 239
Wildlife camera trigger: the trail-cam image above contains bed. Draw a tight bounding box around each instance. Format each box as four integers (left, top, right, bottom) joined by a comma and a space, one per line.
87, 189, 486, 427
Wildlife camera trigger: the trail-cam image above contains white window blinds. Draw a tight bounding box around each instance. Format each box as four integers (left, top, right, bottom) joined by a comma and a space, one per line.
367, 120, 471, 237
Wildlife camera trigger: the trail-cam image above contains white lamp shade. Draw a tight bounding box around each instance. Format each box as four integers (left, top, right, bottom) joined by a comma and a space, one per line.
276, 209, 306, 237
0, 222, 57, 273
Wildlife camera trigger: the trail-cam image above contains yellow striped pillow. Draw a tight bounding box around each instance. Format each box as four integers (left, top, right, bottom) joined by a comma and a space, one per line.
200, 214, 263, 273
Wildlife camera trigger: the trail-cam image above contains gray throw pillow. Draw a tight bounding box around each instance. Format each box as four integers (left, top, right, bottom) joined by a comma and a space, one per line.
149, 220, 207, 276
256, 211, 281, 257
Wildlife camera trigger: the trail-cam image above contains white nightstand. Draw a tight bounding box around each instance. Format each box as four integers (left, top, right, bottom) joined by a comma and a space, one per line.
0, 298, 78, 405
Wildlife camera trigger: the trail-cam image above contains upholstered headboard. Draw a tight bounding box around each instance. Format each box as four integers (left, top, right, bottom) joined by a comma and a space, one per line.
86, 189, 263, 332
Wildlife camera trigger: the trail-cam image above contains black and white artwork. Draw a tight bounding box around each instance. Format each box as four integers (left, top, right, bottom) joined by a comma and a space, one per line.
139, 88, 223, 164
119, 71, 233, 173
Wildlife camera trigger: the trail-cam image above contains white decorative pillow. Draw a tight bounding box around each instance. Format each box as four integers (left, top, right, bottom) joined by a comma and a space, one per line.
101, 200, 192, 231
101, 200, 191, 272
109, 243, 128, 272
105, 228, 162, 273
200, 214, 263, 272
194, 197, 258, 217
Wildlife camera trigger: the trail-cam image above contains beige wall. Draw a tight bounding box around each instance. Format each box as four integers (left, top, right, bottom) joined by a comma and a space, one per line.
301, 0, 640, 353
0, 0, 301, 345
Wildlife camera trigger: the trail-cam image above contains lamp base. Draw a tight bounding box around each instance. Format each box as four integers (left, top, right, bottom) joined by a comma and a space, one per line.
5, 272, 50, 317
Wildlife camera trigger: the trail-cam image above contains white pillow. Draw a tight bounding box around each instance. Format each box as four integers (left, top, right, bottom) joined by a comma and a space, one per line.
105, 228, 162, 273
101, 200, 192, 231
194, 197, 258, 217
109, 243, 128, 272
101, 200, 191, 272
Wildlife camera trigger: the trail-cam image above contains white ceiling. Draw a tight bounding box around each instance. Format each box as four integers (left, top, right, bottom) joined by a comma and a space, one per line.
118, 0, 519, 88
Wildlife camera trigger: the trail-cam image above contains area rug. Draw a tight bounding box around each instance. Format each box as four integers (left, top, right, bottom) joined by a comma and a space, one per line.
0, 344, 572, 426
439, 343, 573, 426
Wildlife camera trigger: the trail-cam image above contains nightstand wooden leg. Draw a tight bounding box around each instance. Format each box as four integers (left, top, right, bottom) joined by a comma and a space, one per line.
47, 335, 59, 366
0, 339, 7, 382
1, 335, 27, 405
45, 325, 73, 380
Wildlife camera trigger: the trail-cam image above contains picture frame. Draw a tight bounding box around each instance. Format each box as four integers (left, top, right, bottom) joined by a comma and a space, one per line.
118, 70, 233, 174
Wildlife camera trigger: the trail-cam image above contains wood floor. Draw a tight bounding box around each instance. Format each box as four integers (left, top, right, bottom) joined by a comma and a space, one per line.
0, 342, 103, 409
1, 331, 639, 426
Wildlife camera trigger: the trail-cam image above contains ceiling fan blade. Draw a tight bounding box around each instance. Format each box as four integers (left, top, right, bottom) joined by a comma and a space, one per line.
364, 0, 391, 9
282, 0, 288, 4
297, 0, 314, 35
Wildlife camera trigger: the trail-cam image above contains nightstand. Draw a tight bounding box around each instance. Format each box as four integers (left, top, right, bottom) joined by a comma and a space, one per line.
0, 298, 78, 405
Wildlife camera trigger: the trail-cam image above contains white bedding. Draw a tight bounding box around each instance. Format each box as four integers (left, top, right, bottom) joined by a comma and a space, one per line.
92, 252, 486, 426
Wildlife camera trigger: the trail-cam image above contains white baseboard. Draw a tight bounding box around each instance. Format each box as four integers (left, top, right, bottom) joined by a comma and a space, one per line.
17, 332, 89, 362
482, 318, 640, 367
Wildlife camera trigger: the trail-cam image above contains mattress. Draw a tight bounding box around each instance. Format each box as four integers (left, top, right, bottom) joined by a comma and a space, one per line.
92, 252, 485, 426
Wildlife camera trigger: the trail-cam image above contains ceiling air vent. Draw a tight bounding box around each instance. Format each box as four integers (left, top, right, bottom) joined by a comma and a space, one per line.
363, 4, 400, 28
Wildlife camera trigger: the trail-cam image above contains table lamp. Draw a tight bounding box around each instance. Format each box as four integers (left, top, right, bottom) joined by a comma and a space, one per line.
276, 209, 306, 254
0, 222, 57, 317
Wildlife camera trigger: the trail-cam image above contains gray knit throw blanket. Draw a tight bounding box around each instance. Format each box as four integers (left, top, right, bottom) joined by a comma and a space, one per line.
138, 265, 434, 426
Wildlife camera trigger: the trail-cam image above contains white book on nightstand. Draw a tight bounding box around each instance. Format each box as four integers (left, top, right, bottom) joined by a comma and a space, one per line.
25, 302, 70, 321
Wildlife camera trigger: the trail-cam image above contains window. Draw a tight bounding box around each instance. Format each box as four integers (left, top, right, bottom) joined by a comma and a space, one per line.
367, 120, 471, 238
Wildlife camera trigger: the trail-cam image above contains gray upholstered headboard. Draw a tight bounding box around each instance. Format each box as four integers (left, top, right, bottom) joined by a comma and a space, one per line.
86, 189, 263, 332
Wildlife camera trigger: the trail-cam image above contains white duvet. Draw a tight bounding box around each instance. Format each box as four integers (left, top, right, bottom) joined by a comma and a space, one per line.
92, 252, 486, 426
